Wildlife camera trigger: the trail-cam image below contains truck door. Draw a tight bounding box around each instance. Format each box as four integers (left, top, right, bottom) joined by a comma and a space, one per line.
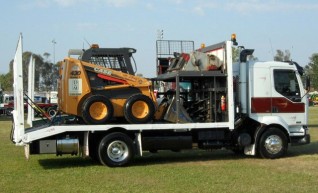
271, 68, 306, 127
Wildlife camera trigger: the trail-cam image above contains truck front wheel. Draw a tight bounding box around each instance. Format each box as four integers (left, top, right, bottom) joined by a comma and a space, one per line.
258, 127, 288, 159
98, 132, 134, 167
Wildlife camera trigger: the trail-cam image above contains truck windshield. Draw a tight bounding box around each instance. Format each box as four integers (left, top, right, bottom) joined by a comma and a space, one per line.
274, 69, 301, 102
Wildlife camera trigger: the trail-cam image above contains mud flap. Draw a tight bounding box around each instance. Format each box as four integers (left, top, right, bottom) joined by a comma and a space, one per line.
135, 132, 142, 157
244, 144, 256, 156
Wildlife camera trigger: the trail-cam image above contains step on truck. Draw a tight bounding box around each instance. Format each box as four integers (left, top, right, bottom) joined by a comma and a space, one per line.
11, 34, 310, 167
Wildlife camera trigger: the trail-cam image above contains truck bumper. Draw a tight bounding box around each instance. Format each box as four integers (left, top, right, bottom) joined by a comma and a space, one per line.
290, 126, 310, 146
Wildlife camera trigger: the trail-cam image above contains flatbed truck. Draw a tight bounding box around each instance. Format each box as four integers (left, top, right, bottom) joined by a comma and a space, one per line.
11, 35, 310, 167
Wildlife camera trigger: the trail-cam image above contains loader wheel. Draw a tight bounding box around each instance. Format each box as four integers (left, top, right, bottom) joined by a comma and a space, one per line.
98, 132, 134, 167
82, 95, 114, 124
124, 94, 155, 124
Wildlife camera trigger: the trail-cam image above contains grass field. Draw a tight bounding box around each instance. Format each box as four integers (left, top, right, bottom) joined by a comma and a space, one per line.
0, 108, 318, 193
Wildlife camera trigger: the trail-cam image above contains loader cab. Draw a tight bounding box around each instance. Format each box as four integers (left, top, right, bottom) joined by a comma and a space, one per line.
81, 45, 137, 75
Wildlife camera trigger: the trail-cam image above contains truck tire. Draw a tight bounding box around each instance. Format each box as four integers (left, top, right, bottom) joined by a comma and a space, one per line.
258, 127, 288, 159
6, 108, 13, 116
124, 94, 155, 124
98, 132, 134, 167
47, 106, 57, 117
82, 95, 114, 124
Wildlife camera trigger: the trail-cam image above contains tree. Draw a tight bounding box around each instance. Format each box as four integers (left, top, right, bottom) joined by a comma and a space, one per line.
232, 47, 240, 62
274, 49, 291, 61
305, 53, 318, 90
39, 61, 59, 92
0, 73, 13, 91
4, 51, 59, 92
8, 52, 44, 91
232, 47, 258, 62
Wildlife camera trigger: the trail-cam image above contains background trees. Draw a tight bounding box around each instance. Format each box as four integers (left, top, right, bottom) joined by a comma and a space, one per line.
274, 49, 291, 62
0, 73, 12, 91
1, 52, 58, 92
274, 49, 318, 90
305, 53, 318, 90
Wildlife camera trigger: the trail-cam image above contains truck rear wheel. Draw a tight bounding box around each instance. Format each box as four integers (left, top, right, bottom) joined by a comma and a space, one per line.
258, 127, 288, 159
98, 132, 134, 167
82, 95, 114, 124
124, 94, 155, 124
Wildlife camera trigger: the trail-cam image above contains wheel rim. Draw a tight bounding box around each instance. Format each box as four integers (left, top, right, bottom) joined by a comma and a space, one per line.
7, 108, 13, 116
89, 102, 107, 120
264, 135, 283, 154
107, 140, 129, 162
131, 101, 149, 119
48, 109, 57, 117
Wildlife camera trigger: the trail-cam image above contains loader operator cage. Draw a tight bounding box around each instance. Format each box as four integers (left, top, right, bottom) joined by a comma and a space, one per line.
81, 47, 137, 75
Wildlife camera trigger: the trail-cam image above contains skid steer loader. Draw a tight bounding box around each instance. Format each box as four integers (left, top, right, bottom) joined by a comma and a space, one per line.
58, 45, 158, 124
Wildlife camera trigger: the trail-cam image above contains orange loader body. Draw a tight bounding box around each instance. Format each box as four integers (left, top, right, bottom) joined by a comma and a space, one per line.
58, 57, 159, 124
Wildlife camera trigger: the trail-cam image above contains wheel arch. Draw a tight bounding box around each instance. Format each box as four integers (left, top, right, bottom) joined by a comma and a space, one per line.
256, 124, 290, 142
249, 115, 290, 144
90, 128, 139, 149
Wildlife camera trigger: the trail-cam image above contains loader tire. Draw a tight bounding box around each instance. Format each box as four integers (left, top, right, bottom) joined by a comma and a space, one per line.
124, 94, 155, 124
82, 95, 114, 124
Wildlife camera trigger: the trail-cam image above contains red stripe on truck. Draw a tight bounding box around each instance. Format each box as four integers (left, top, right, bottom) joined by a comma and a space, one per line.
251, 97, 305, 113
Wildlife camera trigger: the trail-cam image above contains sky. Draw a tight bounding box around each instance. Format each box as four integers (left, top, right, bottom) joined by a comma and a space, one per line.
1, 0, 318, 77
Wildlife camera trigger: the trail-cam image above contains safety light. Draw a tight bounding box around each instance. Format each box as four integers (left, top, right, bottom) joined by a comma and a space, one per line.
91, 44, 99, 49
201, 43, 206, 48
231, 34, 238, 46
231, 34, 236, 40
